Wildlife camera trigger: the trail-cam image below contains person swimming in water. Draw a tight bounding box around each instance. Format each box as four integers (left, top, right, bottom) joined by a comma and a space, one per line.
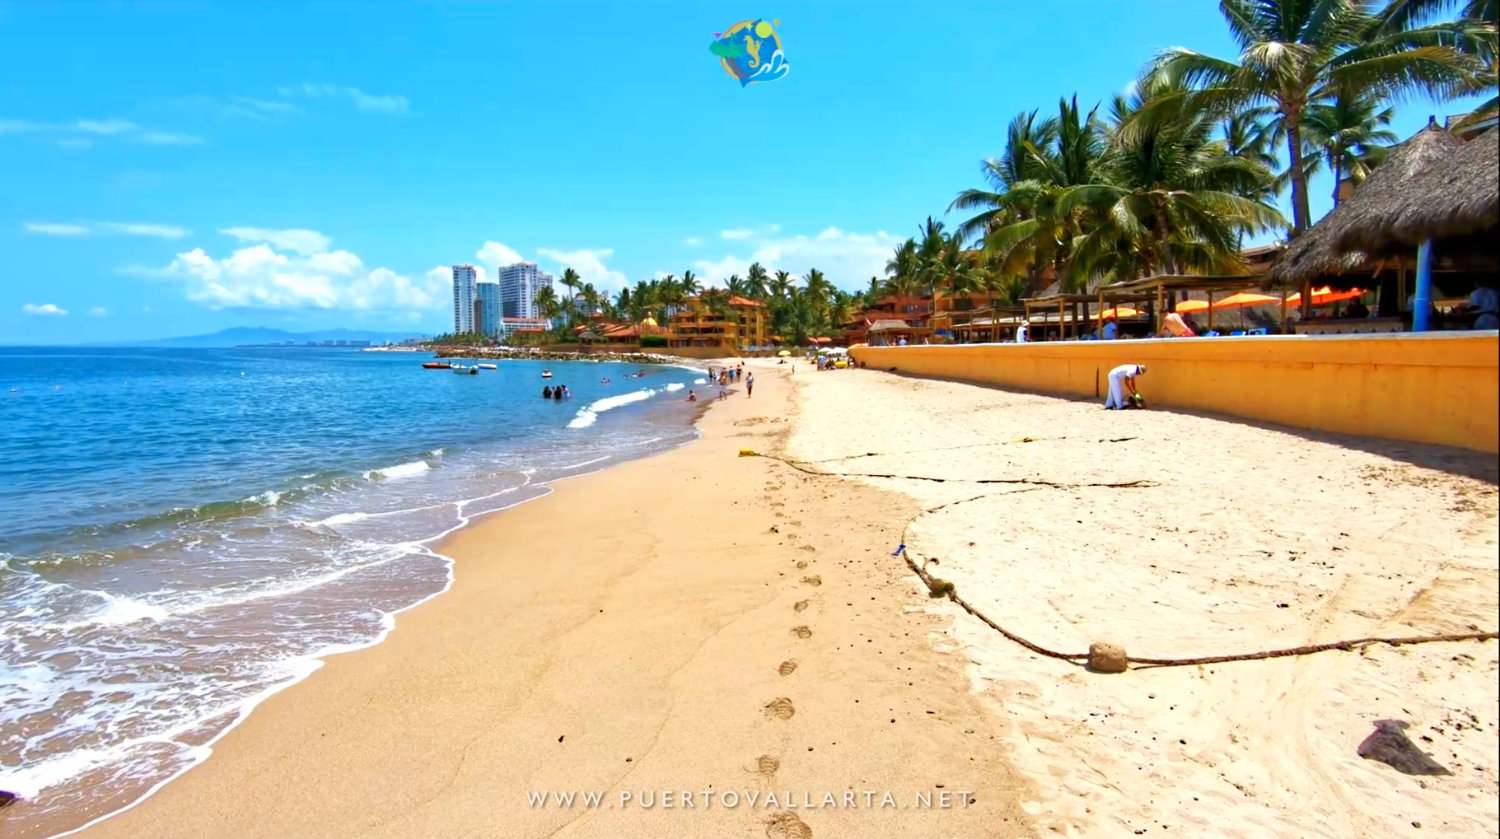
543, 385, 553, 399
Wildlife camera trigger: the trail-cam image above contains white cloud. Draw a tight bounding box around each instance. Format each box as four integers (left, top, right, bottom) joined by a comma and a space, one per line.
220, 227, 332, 256
2, 117, 201, 146
23, 303, 68, 316
135, 131, 204, 146
721, 228, 756, 240
152, 236, 445, 312
475, 241, 525, 273
234, 96, 300, 115
0, 119, 49, 133
76, 119, 139, 135
281, 83, 410, 116
102, 222, 191, 239
536, 247, 629, 292
692, 226, 903, 290
89, 306, 109, 317
24, 222, 89, 235
684, 236, 703, 247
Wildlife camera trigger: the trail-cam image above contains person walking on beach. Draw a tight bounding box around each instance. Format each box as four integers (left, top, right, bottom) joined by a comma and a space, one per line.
1016, 319, 1029, 343
1104, 363, 1145, 410
746, 372, 755, 398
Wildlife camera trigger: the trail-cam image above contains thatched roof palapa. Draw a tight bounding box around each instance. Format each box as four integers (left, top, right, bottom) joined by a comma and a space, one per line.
1333, 128, 1499, 256
1269, 125, 1462, 286
868, 319, 914, 333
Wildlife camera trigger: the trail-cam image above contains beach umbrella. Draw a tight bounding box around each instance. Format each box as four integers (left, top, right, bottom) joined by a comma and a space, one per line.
1098, 306, 1140, 318
1284, 287, 1366, 307
1209, 292, 1280, 310
777, 350, 791, 357
1174, 300, 1210, 313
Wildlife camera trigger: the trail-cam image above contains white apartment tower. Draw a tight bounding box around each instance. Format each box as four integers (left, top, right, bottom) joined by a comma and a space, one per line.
452, 264, 478, 334
497, 262, 555, 321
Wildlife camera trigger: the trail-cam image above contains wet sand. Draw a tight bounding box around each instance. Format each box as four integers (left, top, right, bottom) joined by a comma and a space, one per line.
75, 361, 1034, 839
61, 357, 1499, 839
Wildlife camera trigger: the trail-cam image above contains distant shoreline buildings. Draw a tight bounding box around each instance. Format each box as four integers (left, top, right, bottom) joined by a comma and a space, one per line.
452, 264, 478, 334
453, 260, 553, 340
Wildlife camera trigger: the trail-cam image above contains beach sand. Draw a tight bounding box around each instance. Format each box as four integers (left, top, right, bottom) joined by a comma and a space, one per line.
72, 362, 1034, 839
787, 364, 1499, 838
55, 358, 1499, 839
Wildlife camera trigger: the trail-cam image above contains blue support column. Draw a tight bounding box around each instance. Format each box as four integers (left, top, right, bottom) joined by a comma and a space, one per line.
1413, 239, 1434, 332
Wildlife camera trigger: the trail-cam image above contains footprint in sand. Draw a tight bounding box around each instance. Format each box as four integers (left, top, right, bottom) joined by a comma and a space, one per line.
795, 560, 808, 569
755, 755, 780, 776
800, 575, 822, 587
790, 625, 812, 639
799, 545, 816, 553
763, 697, 796, 720
766, 811, 813, 839
778, 659, 799, 676
793, 599, 809, 612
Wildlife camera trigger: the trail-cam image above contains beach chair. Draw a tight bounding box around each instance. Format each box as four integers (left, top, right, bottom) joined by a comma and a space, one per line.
1247, 328, 1268, 336
1203, 330, 1221, 337
1230, 330, 1246, 336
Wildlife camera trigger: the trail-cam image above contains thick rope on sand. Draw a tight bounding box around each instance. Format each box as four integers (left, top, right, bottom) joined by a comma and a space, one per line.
743, 450, 1500, 671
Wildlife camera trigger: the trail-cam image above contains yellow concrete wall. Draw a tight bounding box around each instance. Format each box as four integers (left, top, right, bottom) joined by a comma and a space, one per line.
852, 334, 1500, 453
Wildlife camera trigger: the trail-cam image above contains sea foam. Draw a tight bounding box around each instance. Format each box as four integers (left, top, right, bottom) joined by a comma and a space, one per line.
567, 388, 656, 429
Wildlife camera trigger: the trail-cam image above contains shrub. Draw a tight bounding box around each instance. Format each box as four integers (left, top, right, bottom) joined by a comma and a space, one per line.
640, 334, 668, 348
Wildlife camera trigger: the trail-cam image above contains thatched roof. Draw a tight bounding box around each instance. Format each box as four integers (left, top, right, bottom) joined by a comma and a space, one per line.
1268, 125, 1463, 285
1333, 128, 1498, 255
868, 319, 913, 333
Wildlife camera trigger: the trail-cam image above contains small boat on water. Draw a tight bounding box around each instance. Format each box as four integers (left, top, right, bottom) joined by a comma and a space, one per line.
541, 370, 553, 379
422, 361, 448, 369
452, 364, 478, 375
478, 363, 498, 370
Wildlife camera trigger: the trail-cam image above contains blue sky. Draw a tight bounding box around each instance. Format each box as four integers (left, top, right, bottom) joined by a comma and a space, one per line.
0, 1, 1472, 343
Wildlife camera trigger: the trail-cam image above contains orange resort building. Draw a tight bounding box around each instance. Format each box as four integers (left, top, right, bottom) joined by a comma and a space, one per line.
668, 295, 769, 350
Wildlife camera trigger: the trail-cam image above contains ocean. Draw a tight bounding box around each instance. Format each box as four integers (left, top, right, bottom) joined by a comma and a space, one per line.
0, 346, 707, 836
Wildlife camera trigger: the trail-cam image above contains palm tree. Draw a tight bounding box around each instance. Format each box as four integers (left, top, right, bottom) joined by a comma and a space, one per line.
534, 285, 562, 332
1061, 73, 1285, 283
579, 282, 601, 318
680, 270, 702, 300
725, 274, 749, 297
770, 270, 794, 301
1300, 91, 1399, 203
746, 262, 770, 298
558, 268, 582, 323
950, 96, 1107, 294
1143, 0, 1485, 233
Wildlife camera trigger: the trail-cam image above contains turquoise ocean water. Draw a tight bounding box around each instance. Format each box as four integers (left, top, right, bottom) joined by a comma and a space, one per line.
0, 347, 705, 836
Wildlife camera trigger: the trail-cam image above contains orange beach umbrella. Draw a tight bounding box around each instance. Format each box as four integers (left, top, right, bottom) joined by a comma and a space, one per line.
1284, 287, 1365, 307
1098, 306, 1140, 319
1209, 292, 1280, 309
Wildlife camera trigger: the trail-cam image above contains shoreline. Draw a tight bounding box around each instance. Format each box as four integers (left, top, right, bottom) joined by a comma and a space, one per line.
64, 359, 1035, 839
6, 364, 714, 839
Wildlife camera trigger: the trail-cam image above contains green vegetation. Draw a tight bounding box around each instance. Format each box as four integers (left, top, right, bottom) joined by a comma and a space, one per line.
516, 2, 1494, 346
426, 331, 495, 346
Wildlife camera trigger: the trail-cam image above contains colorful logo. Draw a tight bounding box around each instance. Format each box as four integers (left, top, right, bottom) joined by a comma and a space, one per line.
709, 19, 789, 87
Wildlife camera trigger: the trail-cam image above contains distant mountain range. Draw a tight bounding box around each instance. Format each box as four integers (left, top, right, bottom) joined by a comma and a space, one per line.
93, 327, 428, 348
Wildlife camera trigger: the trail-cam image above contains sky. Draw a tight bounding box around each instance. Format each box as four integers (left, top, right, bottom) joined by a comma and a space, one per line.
0, 1, 1475, 344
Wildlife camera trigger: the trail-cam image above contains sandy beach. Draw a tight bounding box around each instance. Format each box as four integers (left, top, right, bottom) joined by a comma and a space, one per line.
57, 358, 1499, 839
72, 361, 1033, 839
788, 364, 1499, 838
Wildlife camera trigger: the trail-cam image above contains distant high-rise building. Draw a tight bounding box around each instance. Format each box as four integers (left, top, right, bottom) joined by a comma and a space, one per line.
452, 264, 478, 334
498, 262, 554, 321
476, 282, 502, 339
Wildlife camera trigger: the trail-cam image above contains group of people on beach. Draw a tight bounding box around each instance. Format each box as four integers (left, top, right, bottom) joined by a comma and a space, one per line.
541, 384, 570, 401
701, 364, 753, 400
